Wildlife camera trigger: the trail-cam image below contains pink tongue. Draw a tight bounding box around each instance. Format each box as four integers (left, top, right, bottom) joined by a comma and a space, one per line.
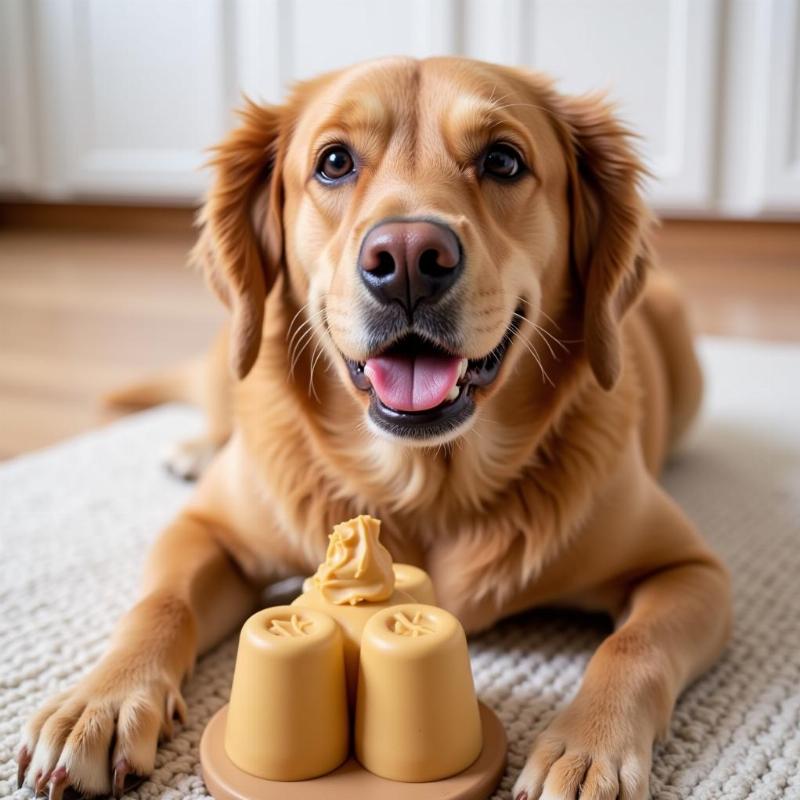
364, 354, 462, 412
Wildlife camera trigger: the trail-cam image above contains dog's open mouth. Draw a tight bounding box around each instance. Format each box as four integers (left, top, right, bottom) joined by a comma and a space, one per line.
344, 313, 519, 439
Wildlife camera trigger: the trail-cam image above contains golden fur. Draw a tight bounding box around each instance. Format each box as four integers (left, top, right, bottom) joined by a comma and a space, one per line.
20, 58, 730, 800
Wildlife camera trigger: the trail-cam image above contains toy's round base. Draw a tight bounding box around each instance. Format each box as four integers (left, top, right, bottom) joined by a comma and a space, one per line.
200, 702, 506, 800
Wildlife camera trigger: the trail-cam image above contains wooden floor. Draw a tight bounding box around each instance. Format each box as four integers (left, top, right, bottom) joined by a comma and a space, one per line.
0, 206, 799, 459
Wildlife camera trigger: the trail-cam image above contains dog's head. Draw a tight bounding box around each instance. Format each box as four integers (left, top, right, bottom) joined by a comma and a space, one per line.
195, 57, 651, 446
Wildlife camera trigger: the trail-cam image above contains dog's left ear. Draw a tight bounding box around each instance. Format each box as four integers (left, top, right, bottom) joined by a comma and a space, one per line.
191, 100, 287, 380
556, 93, 653, 390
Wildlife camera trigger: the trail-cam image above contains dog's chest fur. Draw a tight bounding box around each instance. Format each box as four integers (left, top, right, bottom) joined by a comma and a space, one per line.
234, 322, 641, 620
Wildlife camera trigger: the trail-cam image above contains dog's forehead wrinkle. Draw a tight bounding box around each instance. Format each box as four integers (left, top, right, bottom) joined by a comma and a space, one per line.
320, 58, 420, 124
409, 59, 421, 171
314, 93, 394, 143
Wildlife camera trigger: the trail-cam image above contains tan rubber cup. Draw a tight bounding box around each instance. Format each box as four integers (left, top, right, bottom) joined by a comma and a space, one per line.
292, 586, 415, 702
224, 606, 348, 781
354, 604, 483, 782
392, 563, 437, 605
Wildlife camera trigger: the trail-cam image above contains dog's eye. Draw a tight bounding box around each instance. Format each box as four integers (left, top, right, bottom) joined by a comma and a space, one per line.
316, 145, 355, 183
482, 143, 524, 180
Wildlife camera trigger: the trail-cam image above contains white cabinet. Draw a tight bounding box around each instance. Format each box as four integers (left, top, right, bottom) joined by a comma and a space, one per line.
530, 0, 719, 212
719, 0, 800, 217
285, 0, 455, 82
1, 0, 799, 217
0, 0, 36, 193
233, 0, 457, 104
764, 0, 800, 214
32, 0, 232, 201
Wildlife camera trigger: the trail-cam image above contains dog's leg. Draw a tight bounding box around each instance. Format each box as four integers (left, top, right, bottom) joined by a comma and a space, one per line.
163, 327, 234, 481
512, 491, 731, 800
18, 511, 260, 798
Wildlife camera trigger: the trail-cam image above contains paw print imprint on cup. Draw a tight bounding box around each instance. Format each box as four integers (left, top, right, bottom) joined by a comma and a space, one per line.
267, 613, 314, 637
390, 609, 434, 637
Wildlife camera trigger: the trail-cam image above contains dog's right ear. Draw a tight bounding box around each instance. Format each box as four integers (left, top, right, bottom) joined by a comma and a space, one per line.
191, 100, 286, 380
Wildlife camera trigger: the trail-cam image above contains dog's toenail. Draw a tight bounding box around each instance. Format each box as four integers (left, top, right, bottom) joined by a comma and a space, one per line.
48, 767, 68, 800
112, 758, 131, 799
17, 746, 31, 788
35, 770, 50, 795
515, 793, 529, 800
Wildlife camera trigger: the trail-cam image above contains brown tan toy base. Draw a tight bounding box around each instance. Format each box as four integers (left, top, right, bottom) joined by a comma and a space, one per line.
201, 703, 507, 800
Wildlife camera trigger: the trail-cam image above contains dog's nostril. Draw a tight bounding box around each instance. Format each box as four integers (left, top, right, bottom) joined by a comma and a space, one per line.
418, 248, 451, 279
372, 251, 395, 278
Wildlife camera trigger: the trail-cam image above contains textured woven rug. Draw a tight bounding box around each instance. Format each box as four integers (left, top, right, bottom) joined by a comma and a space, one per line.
1, 337, 799, 800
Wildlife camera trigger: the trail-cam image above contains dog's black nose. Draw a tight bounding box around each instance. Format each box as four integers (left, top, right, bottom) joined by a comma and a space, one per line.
359, 220, 462, 314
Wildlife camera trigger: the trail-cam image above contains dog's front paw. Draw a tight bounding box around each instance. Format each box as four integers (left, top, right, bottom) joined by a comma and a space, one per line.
511, 698, 653, 800
17, 653, 186, 798
161, 437, 220, 481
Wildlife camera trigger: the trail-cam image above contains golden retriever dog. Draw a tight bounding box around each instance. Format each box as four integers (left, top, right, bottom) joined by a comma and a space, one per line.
19, 57, 731, 800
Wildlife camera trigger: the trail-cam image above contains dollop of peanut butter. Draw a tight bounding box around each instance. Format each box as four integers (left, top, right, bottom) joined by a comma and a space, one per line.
312, 515, 395, 605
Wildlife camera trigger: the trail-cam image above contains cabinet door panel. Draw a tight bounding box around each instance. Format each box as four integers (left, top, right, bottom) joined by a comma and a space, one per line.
235, 0, 457, 102
0, 0, 36, 193
291, 0, 454, 80
719, 0, 800, 216
768, 0, 800, 210
36, 0, 231, 201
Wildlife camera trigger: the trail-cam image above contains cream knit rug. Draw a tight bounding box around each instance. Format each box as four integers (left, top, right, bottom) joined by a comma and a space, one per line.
1, 337, 799, 800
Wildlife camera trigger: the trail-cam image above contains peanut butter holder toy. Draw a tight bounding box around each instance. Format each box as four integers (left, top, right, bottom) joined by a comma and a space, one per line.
200, 515, 507, 800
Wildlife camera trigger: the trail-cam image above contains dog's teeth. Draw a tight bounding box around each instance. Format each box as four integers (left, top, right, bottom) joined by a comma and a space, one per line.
446, 385, 460, 402
458, 358, 468, 380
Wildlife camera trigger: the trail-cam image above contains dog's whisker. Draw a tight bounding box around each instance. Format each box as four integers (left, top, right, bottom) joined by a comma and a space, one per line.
533, 327, 558, 360
288, 322, 322, 369
527, 320, 570, 361
306, 307, 331, 402
307, 343, 325, 402
288, 331, 314, 377
537, 307, 583, 343
287, 319, 324, 372
534, 323, 571, 354
512, 298, 578, 349
285, 300, 313, 343
512, 295, 563, 333
294, 317, 326, 376
513, 312, 559, 360
287, 320, 314, 357
516, 331, 555, 387
535, 307, 560, 331
288, 305, 328, 367
289, 327, 319, 378
514, 312, 573, 361
287, 307, 326, 354
286, 306, 325, 357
